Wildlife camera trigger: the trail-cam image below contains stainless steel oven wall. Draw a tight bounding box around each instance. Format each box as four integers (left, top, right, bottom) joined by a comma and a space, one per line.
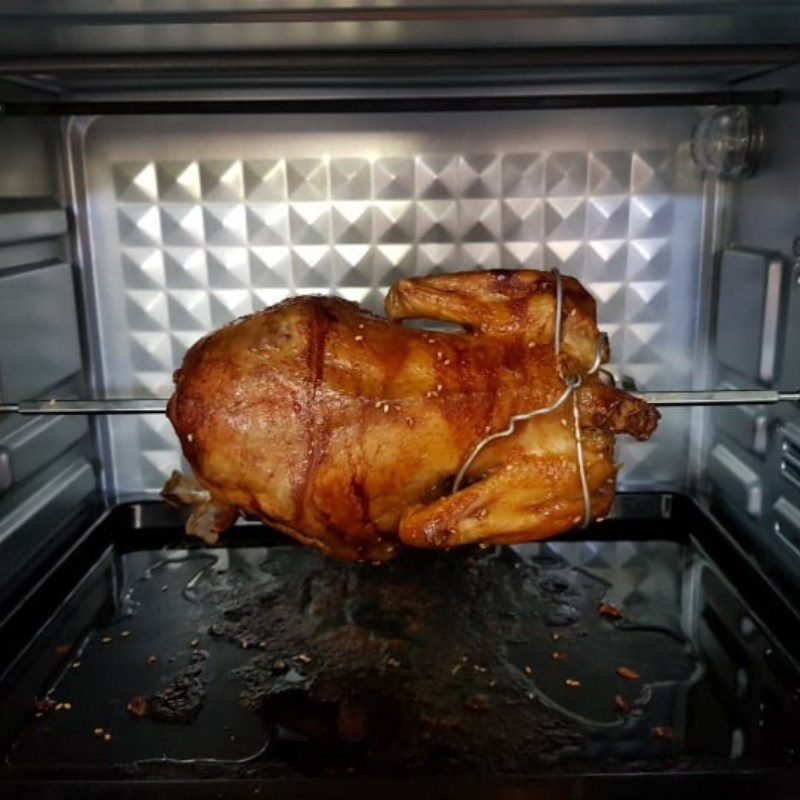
707, 99, 800, 595
70, 109, 705, 499
0, 118, 98, 606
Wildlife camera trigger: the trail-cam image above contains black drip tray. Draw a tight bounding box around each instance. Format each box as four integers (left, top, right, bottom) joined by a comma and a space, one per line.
0, 494, 799, 797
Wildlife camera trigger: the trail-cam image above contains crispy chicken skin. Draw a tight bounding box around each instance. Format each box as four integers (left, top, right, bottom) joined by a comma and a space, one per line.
164, 269, 659, 561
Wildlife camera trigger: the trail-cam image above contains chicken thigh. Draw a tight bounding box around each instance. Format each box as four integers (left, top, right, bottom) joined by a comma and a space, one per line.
164, 269, 658, 561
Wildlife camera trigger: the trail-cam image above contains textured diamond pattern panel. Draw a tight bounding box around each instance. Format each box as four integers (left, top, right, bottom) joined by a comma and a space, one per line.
516, 539, 685, 629
103, 141, 695, 494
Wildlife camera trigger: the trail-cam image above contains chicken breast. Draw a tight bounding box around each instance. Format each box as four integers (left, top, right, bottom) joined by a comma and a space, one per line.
164, 269, 659, 561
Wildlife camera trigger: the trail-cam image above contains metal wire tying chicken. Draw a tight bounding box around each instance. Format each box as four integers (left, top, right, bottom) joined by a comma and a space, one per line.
164, 269, 659, 562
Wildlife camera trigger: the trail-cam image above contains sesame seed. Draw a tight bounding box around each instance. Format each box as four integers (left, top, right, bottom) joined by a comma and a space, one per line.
120, 631, 130, 638
103, 732, 112, 742
374, 400, 382, 408
187, 433, 194, 442
527, 691, 535, 700
358, 323, 364, 330
451, 664, 462, 675
565, 679, 581, 688
571, 516, 581, 525
354, 335, 363, 342
93, 727, 104, 737
72, 662, 81, 669
437, 351, 443, 359
146, 655, 158, 664
100, 636, 112, 644
383, 403, 390, 413
444, 359, 451, 366
524, 665, 533, 676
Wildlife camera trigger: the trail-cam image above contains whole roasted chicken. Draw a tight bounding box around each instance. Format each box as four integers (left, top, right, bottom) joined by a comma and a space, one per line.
164, 270, 658, 562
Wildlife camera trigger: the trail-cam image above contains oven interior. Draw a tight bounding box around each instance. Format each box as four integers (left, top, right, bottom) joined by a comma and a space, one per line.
1, 4, 800, 796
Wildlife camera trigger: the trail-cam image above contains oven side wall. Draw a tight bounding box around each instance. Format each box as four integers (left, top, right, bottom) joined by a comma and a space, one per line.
705, 97, 800, 599
0, 118, 99, 610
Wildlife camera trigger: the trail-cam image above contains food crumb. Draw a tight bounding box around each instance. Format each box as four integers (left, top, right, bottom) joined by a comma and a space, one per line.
100, 636, 112, 644
551, 651, 567, 662
652, 725, 675, 740
451, 664, 462, 676
524, 665, 533, 676
614, 694, 631, 714
120, 630, 131, 638
71, 661, 81, 669
103, 732, 112, 742
616, 666, 640, 680
54, 644, 71, 656
190, 639, 200, 648
259, 641, 267, 649
526, 691, 535, 700
597, 602, 624, 619
127, 696, 149, 717
551, 633, 562, 642
565, 679, 581, 688
387, 657, 401, 668
296, 653, 312, 664
63, 702, 72, 711
93, 727, 104, 737
146, 655, 158, 664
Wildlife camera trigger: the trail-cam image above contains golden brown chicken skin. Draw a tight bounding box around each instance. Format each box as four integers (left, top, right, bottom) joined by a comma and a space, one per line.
164, 269, 659, 561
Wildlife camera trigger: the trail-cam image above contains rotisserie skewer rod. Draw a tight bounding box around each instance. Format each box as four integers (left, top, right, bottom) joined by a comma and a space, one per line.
1, 389, 799, 415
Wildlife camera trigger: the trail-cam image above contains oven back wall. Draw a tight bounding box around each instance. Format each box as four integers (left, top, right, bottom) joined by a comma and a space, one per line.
72, 109, 704, 498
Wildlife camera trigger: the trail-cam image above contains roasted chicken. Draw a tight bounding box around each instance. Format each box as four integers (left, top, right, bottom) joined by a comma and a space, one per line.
164, 269, 658, 561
